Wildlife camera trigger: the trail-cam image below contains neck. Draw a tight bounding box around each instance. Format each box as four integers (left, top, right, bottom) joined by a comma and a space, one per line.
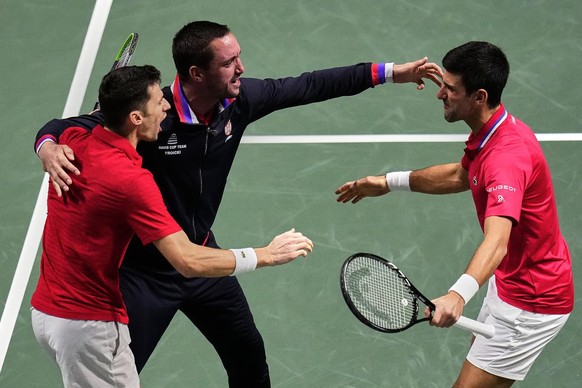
181, 80, 219, 120
468, 105, 501, 135
105, 126, 138, 148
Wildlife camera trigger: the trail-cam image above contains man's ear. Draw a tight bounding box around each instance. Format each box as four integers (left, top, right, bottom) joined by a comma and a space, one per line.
189, 65, 203, 82
475, 89, 488, 105
129, 110, 143, 126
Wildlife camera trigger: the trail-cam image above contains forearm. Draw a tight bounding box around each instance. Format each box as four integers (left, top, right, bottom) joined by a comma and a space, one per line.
464, 216, 512, 286
430, 216, 511, 326
243, 63, 387, 115
153, 228, 313, 278
409, 163, 469, 194
335, 162, 467, 204
34, 113, 103, 153
448, 216, 511, 305
154, 231, 236, 277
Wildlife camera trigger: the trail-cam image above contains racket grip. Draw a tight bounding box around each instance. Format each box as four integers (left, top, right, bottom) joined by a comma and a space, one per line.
454, 316, 495, 339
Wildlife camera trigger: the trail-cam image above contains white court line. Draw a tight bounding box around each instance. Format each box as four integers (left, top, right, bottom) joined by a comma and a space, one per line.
241, 133, 582, 144
0, 0, 112, 373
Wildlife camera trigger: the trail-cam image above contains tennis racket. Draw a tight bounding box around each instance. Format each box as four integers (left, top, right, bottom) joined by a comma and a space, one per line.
340, 252, 495, 339
93, 32, 139, 110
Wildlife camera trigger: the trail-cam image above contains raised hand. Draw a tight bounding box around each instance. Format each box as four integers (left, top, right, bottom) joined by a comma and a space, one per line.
393, 57, 443, 90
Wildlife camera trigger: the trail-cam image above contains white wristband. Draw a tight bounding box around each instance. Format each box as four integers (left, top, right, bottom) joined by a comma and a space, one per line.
229, 248, 257, 276
448, 274, 479, 304
385, 62, 394, 83
386, 171, 411, 192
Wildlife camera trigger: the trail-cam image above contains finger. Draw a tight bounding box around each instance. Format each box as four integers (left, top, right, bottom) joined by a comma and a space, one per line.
59, 159, 80, 176
282, 228, 295, 236
294, 241, 314, 255
293, 237, 313, 251
427, 74, 443, 87
53, 166, 74, 185
343, 195, 357, 203
336, 192, 352, 203
49, 168, 71, 189
339, 194, 353, 203
63, 147, 76, 162
335, 182, 353, 194
51, 179, 63, 197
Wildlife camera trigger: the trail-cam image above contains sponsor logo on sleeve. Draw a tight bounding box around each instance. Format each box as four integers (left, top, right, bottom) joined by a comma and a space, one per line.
486, 184, 516, 193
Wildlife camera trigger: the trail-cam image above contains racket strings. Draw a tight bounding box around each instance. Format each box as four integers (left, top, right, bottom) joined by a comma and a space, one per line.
345, 256, 416, 330
115, 43, 135, 69
114, 34, 138, 70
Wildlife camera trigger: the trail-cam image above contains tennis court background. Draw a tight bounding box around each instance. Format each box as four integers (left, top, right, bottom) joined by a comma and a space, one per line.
1, 0, 581, 386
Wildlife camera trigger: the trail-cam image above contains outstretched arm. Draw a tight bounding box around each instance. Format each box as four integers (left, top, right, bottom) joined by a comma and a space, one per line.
409, 162, 469, 194
153, 228, 314, 278
335, 162, 469, 204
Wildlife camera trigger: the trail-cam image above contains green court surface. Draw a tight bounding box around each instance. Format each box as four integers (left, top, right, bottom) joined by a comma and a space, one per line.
1, 1, 581, 386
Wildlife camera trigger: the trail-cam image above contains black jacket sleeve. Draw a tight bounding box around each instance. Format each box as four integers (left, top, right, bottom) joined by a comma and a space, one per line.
239, 63, 375, 123
34, 111, 105, 152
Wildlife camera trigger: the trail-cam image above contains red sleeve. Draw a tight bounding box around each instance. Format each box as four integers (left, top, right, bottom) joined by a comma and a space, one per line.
482, 148, 531, 223
124, 170, 182, 245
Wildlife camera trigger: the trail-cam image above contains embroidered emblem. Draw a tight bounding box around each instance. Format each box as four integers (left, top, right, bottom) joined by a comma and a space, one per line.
225, 120, 233, 142
224, 120, 232, 136
168, 133, 177, 145
472, 176, 478, 186
158, 133, 186, 155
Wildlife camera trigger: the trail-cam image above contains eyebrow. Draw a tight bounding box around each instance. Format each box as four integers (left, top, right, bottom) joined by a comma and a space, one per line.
222, 50, 241, 65
443, 81, 457, 90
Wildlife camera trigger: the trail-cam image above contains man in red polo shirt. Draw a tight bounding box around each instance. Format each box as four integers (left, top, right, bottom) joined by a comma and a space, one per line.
31, 65, 313, 388
335, 41, 573, 387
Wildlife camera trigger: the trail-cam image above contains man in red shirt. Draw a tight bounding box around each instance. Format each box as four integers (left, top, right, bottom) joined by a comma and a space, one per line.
31, 65, 313, 388
335, 41, 573, 387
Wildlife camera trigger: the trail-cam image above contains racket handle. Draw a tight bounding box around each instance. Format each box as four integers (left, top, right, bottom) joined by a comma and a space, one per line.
454, 316, 495, 339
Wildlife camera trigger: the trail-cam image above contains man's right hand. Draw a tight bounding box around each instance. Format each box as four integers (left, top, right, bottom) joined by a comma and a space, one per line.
335, 175, 389, 204
37, 141, 80, 197
257, 228, 314, 267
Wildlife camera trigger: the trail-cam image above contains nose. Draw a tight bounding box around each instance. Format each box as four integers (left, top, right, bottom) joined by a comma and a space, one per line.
437, 86, 446, 100
162, 98, 171, 111
235, 57, 245, 75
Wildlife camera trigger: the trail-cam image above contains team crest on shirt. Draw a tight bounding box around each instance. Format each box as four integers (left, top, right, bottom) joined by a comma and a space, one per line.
158, 133, 187, 155
168, 133, 178, 145
472, 176, 478, 186
225, 120, 233, 142
497, 195, 505, 203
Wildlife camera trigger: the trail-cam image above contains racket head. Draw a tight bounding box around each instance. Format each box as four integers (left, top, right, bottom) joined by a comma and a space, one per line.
94, 32, 140, 111
112, 32, 139, 70
340, 252, 430, 333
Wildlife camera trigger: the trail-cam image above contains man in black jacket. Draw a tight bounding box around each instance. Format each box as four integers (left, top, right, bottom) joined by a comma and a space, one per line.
36, 20, 442, 388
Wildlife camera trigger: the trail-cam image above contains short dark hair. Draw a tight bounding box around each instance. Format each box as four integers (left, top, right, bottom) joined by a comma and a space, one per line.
442, 41, 509, 108
172, 21, 231, 80
98, 65, 161, 133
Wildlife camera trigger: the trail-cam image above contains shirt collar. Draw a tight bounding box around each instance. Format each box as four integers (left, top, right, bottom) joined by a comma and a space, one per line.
170, 74, 235, 124
463, 103, 507, 159
93, 125, 142, 167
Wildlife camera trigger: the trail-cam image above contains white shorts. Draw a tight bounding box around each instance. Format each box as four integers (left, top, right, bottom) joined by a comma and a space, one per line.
467, 277, 570, 381
31, 308, 140, 388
